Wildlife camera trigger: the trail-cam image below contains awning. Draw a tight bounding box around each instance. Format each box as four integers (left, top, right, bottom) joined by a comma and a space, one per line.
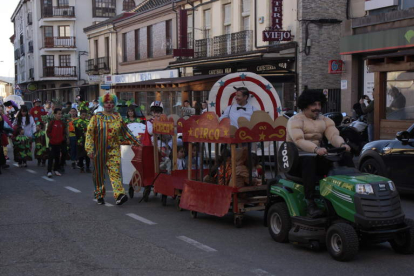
114, 74, 224, 87
35, 84, 99, 92
340, 26, 414, 55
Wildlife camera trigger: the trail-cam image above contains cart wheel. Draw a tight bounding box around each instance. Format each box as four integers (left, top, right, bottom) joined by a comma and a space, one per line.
190, 211, 198, 219
390, 218, 414, 254
128, 186, 134, 199
161, 195, 167, 206
175, 196, 183, 211
326, 223, 359, 262
234, 215, 243, 228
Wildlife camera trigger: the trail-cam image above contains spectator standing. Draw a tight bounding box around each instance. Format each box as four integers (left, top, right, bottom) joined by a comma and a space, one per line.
46, 108, 66, 177
62, 102, 72, 115
360, 95, 375, 142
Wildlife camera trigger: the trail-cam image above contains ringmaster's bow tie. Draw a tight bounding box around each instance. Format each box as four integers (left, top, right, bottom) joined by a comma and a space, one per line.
237, 107, 246, 111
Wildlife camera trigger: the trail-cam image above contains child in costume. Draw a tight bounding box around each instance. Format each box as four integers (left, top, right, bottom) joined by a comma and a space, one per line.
85, 94, 141, 205
74, 110, 91, 173
13, 126, 32, 167
34, 122, 48, 167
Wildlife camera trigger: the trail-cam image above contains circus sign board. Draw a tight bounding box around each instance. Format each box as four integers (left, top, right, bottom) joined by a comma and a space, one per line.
208, 72, 283, 121
153, 114, 174, 135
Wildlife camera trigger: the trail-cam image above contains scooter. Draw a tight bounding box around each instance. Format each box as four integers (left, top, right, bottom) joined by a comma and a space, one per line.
265, 142, 414, 261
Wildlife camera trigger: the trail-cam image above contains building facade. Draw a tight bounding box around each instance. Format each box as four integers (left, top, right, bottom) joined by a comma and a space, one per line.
169, 0, 347, 112
341, 0, 414, 139
11, 0, 140, 103
0, 79, 14, 101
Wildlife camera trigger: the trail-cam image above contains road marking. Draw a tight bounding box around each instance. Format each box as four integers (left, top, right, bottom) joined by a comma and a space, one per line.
26, 169, 36, 174
251, 269, 274, 276
177, 236, 217, 252
126, 213, 157, 225
92, 199, 114, 207
65, 186, 81, 193
42, 176, 55, 182
13, 163, 19, 167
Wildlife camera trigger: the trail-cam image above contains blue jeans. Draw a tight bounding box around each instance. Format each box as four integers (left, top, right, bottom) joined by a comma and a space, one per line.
368, 124, 374, 142
69, 136, 77, 161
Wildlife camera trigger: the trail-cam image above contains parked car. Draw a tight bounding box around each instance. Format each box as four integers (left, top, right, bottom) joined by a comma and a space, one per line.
358, 123, 414, 193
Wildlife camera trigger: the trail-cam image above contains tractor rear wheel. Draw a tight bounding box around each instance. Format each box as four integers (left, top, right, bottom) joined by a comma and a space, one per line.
267, 202, 291, 243
390, 218, 414, 254
326, 223, 359, 262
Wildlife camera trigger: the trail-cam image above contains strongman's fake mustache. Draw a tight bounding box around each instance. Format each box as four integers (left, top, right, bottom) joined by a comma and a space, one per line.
311, 109, 321, 113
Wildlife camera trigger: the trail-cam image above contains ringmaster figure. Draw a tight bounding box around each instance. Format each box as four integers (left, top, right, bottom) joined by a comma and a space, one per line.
286, 89, 353, 218
220, 87, 257, 127
86, 94, 141, 205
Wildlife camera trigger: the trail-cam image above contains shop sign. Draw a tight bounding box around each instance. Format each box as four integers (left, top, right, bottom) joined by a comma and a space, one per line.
194, 62, 294, 75
89, 75, 104, 84
27, 83, 38, 92
106, 69, 179, 85
100, 84, 111, 90
328, 60, 344, 74
263, 0, 292, 42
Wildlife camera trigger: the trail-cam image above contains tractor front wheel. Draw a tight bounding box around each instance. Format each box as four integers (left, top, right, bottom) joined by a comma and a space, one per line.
267, 202, 291, 243
326, 223, 359, 262
390, 218, 414, 254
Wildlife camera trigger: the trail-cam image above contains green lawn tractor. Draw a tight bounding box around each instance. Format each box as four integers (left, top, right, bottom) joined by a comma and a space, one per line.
264, 142, 414, 261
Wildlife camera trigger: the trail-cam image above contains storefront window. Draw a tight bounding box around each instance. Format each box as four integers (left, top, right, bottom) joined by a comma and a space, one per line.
386, 71, 414, 120
161, 91, 182, 115
138, 91, 155, 116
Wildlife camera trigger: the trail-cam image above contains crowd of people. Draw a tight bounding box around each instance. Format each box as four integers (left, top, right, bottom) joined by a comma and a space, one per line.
0, 97, 98, 177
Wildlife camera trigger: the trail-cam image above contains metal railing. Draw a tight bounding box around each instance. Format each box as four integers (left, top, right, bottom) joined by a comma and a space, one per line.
195, 38, 213, 58
86, 59, 96, 72
42, 6, 75, 18
43, 66, 76, 77
44, 37, 76, 48
195, 30, 253, 58
97, 57, 110, 71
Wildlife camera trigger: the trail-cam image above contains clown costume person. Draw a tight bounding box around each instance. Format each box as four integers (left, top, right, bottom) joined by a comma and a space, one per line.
85, 94, 141, 205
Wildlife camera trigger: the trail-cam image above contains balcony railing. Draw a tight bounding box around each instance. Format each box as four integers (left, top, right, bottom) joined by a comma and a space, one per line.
97, 57, 110, 71
194, 30, 253, 58
43, 66, 76, 77
44, 37, 76, 48
195, 38, 213, 58
14, 49, 20, 60
42, 6, 75, 18
86, 59, 96, 72
28, 41, 33, 53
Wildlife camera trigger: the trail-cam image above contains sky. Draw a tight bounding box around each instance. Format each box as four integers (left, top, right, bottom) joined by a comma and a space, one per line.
0, 0, 20, 78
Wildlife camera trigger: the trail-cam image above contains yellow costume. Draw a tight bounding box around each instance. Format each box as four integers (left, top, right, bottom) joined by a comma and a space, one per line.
86, 112, 140, 200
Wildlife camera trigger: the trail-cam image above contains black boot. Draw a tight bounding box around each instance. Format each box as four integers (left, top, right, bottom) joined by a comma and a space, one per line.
307, 200, 324, 218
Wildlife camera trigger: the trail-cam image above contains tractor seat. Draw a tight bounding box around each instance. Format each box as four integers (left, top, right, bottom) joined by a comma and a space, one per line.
283, 172, 304, 184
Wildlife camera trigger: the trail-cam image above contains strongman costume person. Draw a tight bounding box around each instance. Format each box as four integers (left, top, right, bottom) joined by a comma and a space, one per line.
85, 94, 141, 205
286, 89, 354, 218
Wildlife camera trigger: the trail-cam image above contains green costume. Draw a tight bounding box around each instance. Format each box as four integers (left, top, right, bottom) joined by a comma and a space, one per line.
13, 135, 32, 162
34, 130, 48, 160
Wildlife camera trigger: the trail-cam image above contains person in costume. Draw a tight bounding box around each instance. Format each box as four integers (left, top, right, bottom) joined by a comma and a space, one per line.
30, 99, 48, 124
286, 89, 353, 218
13, 126, 32, 167
68, 108, 78, 169
34, 122, 48, 167
124, 106, 143, 125
220, 86, 257, 128
74, 110, 91, 173
13, 105, 36, 138
46, 108, 66, 178
85, 93, 141, 205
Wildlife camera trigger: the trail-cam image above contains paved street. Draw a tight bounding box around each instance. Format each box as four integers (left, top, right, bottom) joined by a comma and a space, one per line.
1, 154, 414, 276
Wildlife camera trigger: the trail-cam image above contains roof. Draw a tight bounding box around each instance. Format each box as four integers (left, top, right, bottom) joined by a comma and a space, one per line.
131, 0, 173, 13
84, 13, 135, 33
0, 77, 14, 84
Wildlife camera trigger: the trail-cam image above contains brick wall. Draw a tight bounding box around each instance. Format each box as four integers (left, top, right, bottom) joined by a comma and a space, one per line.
297, 0, 348, 92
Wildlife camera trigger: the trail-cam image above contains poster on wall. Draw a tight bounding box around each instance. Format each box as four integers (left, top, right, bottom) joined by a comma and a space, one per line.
364, 60, 374, 100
